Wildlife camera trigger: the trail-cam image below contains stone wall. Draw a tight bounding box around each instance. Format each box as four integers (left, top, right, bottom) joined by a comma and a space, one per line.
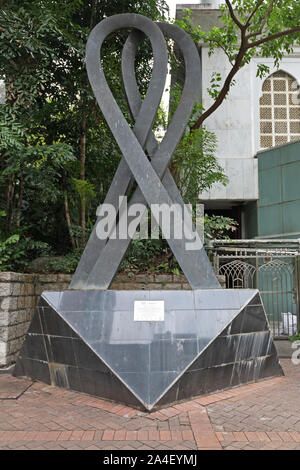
0, 272, 72, 368
0, 271, 225, 368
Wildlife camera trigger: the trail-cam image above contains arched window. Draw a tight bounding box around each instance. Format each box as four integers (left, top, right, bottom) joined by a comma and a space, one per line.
260, 71, 300, 149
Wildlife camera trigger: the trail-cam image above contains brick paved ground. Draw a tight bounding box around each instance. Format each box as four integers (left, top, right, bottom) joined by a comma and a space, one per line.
0, 359, 299, 450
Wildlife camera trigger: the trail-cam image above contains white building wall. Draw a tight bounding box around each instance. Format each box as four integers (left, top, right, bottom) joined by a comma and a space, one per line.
199, 45, 300, 205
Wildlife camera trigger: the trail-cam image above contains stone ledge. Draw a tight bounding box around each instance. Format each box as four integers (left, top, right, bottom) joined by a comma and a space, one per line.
0, 272, 34, 283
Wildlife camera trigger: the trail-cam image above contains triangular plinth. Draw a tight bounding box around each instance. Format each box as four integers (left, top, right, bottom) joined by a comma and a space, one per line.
14, 289, 283, 411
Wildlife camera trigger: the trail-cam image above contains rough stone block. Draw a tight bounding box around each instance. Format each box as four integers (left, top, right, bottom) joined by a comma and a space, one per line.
17, 297, 26, 309
12, 284, 22, 296
0, 283, 12, 297
39, 274, 58, 283
164, 283, 182, 290
0, 327, 8, 341
154, 274, 172, 283
135, 274, 154, 283
1, 297, 18, 311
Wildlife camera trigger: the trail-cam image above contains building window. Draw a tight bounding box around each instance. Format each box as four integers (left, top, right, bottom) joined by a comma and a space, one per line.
260, 71, 300, 149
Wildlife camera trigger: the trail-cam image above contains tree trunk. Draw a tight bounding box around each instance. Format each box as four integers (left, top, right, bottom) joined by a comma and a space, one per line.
78, 0, 98, 247
6, 179, 15, 234
16, 171, 23, 227
79, 104, 87, 246
64, 190, 76, 251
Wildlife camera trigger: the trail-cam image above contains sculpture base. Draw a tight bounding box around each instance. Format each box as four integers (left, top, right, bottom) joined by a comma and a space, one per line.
13, 289, 283, 411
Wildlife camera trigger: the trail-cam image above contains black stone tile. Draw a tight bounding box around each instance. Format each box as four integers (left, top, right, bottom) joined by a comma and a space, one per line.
118, 372, 149, 405
257, 355, 284, 379
197, 337, 213, 354
232, 353, 284, 387
93, 342, 150, 373
63, 311, 107, 342
28, 309, 42, 334
38, 296, 50, 308
108, 373, 145, 409
49, 336, 76, 366
229, 310, 245, 335
48, 363, 82, 392
150, 339, 198, 372
14, 357, 51, 385
77, 368, 143, 409
242, 305, 268, 333
104, 291, 149, 312
152, 330, 172, 341
153, 381, 179, 409
236, 331, 272, 362
269, 341, 278, 356
77, 367, 110, 397
43, 335, 53, 362
209, 335, 239, 366
195, 309, 240, 340
72, 338, 110, 373
149, 291, 195, 310
203, 364, 234, 394
21, 333, 47, 362
194, 290, 243, 310
58, 291, 101, 312
66, 365, 82, 392
231, 359, 257, 387
40, 306, 74, 337
248, 293, 261, 306
13, 358, 25, 377
173, 310, 197, 337
149, 371, 179, 405
176, 369, 208, 401
188, 344, 212, 372
49, 362, 70, 389
189, 334, 239, 371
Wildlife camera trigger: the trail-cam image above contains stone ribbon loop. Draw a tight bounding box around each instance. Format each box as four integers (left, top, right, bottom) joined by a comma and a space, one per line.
70, 13, 220, 290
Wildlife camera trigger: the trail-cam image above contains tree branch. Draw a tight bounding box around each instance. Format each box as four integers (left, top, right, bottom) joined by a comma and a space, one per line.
225, 0, 243, 30
190, 2, 300, 130
192, 32, 248, 130
247, 0, 275, 40
247, 25, 300, 48
210, 40, 234, 66
245, 0, 265, 28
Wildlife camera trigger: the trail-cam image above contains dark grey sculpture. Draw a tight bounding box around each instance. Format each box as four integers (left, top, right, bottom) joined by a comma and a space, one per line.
70, 13, 220, 290
14, 14, 283, 411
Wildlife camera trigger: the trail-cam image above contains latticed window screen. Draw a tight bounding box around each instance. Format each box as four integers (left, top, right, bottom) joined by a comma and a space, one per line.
260, 71, 300, 149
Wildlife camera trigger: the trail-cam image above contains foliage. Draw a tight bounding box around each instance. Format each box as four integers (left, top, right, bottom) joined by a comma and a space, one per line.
72, 178, 96, 209
0, 234, 50, 272
45, 250, 82, 274
204, 215, 238, 240
172, 125, 228, 205
3, 1, 299, 273
120, 239, 167, 273
289, 334, 300, 343
167, 85, 228, 205
175, 1, 300, 129
0, 0, 168, 265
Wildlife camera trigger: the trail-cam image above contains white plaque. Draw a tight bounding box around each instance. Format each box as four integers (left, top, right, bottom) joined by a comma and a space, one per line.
134, 300, 164, 322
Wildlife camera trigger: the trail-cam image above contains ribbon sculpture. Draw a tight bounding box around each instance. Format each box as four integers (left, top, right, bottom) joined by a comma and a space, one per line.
70, 13, 220, 290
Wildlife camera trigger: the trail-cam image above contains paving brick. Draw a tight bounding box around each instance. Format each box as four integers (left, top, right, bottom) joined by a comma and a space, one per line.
159, 430, 171, 441
125, 431, 138, 441
0, 359, 298, 450
102, 430, 115, 441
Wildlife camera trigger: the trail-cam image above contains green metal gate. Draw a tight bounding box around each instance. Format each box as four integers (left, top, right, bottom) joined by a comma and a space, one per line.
209, 239, 300, 339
